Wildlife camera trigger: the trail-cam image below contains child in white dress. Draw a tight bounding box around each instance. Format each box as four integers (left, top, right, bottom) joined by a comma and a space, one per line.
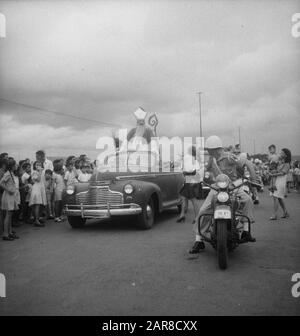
0, 158, 20, 240
29, 161, 47, 227
78, 164, 92, 182
53, 161, 65, 222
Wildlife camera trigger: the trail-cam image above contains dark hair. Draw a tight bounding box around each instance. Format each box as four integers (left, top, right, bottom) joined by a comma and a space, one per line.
33, 161, 42, 170
53, 161, 63, 173
36, 150, 45, 157
281, 148, 291, 164
78, 159, 85, 169
22, 162, 31, 170
7, 158, 16, 171
0, 153, 8, 159
45, 169, 53, 176
66, 155, 75, 165
0, 158, 8, 169
66, 160, 74, 168
74, 159, 81, 169
19, 159, 25, 168
268, 144, 276, 150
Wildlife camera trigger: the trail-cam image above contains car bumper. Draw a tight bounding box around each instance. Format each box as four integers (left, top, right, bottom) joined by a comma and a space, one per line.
64, 203, 142, 219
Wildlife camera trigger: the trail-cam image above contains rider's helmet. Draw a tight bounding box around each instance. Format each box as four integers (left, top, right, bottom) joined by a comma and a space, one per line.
204, 135, 223, 150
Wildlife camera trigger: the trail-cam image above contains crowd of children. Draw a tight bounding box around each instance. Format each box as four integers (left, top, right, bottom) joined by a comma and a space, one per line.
0, 150, 94, 241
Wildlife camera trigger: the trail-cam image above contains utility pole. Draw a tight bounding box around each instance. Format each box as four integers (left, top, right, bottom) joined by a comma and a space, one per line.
197, 92, 203, 138
238, 126, 241, 150
253, 139, 256, 155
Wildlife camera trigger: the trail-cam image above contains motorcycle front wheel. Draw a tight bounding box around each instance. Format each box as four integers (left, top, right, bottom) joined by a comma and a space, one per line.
216, 220, 228, 270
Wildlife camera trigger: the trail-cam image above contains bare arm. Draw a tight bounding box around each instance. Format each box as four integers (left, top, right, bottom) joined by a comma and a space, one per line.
0, 175, 15, 195
244, 160, 256, 180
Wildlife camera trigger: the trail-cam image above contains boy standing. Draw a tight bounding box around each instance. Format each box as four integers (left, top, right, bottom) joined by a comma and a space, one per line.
44, 169, 54, 219
21, 163, 32, 223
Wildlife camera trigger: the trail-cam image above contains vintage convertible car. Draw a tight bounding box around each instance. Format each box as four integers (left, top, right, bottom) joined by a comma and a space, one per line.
63, 151, 184, 229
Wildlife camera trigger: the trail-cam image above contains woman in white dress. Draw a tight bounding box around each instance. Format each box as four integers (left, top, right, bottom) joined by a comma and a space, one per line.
177, 146, 202, 224
269, 148, 291, 220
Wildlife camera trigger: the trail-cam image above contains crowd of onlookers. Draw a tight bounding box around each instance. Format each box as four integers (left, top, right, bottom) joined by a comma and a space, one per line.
1, 144, 299, 241
232, 144, 299, 218
226, 143, 300, 193
0, 150, 96, 241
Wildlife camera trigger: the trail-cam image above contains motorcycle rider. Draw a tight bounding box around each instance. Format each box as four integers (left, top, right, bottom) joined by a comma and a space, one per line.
190, 135, 257, 254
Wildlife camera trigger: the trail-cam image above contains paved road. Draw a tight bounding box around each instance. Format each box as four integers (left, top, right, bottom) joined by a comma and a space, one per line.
0, 191, 299, 316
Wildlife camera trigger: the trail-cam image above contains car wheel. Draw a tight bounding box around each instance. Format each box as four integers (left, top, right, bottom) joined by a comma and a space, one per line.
68, 216, 86, 229
137, 197, 155, 230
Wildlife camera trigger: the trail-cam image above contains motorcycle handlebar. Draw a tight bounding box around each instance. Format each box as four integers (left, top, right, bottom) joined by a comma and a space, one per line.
201, 180, 219, 191
201, 178, 262, 192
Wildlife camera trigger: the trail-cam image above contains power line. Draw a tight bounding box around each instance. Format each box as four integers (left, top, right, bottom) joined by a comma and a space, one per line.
0, 97, 122, 128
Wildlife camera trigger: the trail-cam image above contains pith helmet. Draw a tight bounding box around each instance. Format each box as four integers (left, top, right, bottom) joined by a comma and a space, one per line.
204, 135, 223, 150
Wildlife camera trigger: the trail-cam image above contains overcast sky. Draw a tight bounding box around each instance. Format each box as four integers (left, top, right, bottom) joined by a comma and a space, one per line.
0, 0, 299, 160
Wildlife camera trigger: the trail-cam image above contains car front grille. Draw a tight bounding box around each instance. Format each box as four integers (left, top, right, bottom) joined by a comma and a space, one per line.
76, 187, 123, 206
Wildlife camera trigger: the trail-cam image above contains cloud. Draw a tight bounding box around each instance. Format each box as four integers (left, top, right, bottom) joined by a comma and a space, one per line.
0, 0, 299, 156
220, 43, 300, 107
0, 114, 113, 159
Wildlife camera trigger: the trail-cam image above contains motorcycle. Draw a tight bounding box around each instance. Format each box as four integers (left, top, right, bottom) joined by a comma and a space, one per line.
199, 173, 256, 270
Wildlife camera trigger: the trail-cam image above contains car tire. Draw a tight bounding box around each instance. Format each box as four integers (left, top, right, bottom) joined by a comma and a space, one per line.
137, 197, 155, 230
68, 216, 86, 229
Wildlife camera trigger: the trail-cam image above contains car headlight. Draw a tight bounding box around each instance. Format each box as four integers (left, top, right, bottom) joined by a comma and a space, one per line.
124, 184, 134, 194
217, 192, 229, 203
66, 185, 75, 195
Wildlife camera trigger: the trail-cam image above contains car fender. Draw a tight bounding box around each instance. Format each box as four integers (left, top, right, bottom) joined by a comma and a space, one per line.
62, 182, 89, 206
112, 180, 163, 213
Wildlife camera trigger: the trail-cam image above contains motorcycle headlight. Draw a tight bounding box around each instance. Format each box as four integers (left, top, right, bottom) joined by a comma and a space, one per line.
205, 172, 210, 179
124, 184, 134, 194
66, 185, 75, 195
216, 174, 230, 189
245, 171, 250, 178
217, 181, 229, 189
217, 192, 229, 203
